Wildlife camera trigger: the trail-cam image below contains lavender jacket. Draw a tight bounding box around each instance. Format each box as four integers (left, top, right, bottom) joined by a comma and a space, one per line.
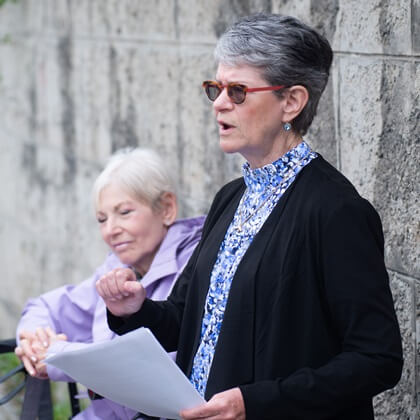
16, 217, 205, 420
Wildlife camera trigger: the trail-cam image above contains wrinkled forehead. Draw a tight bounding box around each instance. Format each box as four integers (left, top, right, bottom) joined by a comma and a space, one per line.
215, 62, 266, 84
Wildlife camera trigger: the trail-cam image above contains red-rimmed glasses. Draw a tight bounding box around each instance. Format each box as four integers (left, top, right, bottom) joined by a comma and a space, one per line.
202, 80, 285, 105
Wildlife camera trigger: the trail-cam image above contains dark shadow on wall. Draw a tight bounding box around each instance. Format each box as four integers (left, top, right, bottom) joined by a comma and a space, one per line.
310, 0, 339, 42
213, 0, 273, 38
109, 46, 139, 152
58, 35, 77, 185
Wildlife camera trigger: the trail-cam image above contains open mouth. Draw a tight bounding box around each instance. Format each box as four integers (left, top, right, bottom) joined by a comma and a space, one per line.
219, 121, 234, 131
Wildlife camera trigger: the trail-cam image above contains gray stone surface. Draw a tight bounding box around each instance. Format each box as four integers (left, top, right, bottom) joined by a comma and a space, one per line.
335, 56, 420, 279
0, 0, 418, 418
332, 0, 412, 55
307, 75, 338, 167
417, 279, 420, 417
373, 271, 417, 419
373, 61, 420, 278
336, 54, 384, 200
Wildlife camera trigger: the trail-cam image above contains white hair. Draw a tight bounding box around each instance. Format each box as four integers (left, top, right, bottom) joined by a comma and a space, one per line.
92, 148, 176, 210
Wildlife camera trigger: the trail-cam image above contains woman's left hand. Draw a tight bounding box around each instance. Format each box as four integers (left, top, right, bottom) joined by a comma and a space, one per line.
180, 387, 245, 420
15, 327, 67, 379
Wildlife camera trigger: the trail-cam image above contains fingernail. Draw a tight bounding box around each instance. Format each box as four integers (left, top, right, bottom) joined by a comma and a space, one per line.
43, 341, 48, 347
31, 356, 37, 362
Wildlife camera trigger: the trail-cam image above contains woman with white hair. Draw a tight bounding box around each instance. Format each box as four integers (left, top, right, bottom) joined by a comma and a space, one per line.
15, 148, 205, 419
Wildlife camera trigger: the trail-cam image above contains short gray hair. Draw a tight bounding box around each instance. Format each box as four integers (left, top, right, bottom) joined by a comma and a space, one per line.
215, 14, 333, 135
92, 148, 176, 210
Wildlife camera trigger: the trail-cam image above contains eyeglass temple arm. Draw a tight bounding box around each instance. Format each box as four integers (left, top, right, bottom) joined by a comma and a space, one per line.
246, 85, 285, 93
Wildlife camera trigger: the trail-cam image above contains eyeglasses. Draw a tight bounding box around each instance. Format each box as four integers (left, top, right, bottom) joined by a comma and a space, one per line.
202, 80, 285, 105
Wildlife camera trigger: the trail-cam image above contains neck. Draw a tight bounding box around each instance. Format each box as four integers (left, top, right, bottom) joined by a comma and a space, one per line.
132, 260, 151, 277
246, 132, 303, 169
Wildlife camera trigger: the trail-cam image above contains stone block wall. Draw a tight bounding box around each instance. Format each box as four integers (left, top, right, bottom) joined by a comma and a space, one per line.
0, 0, 418, 418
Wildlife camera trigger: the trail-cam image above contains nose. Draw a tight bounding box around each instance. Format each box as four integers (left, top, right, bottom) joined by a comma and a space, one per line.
213, 87, 234, 114
102, 217, 122, 241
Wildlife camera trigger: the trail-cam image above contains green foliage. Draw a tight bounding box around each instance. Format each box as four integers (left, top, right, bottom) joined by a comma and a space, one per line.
52, 388, 71, 420
0, 352, 23, 391
50, 382, 72, 420
0, 353, 89, 419
51, 382, 89, 420
0, 0, 18, 7
0, 34, 12, 43
0, 352, 25, 411
0, 352, 20, 371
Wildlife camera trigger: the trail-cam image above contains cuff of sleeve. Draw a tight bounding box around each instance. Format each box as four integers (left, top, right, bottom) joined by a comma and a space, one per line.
239, 381, 291, 420
107, 299, 158, 335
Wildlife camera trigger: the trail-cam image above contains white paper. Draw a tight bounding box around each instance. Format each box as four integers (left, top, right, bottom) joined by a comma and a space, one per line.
45, 328, 205, 419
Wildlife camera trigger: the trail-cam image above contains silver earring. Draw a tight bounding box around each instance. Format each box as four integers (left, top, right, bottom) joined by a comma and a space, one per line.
283, 122, 292, 131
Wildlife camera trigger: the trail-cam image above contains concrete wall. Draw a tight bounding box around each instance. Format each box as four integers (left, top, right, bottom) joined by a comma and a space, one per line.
0, 0, 418, 418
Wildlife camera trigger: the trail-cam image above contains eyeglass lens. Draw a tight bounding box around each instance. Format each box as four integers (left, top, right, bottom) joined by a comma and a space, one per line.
204, 83, 246, 104
205, 84, 222, 101
228, 85, 246, 104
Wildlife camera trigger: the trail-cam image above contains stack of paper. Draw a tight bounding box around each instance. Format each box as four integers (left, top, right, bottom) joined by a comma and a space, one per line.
45, 328, 204, 419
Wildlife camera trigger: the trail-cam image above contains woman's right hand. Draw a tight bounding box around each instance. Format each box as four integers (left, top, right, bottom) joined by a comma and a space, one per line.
96, 267, 146, 317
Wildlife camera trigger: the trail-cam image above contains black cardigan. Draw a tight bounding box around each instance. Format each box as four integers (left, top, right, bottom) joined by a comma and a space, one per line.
109, 156, 403, 420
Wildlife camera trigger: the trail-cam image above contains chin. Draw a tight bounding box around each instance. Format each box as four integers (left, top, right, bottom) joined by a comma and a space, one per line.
219, 138, 243, 155
116, 254, 136, 266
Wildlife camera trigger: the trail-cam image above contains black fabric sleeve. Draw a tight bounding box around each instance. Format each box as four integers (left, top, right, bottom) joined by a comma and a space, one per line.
240, 197, 403, 419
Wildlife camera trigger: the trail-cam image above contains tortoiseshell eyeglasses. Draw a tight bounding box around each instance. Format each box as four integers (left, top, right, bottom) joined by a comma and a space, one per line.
202, 80, 285, 105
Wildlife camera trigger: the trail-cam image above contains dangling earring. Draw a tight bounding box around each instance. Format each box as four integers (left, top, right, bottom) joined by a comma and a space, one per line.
283, 122, 292, 131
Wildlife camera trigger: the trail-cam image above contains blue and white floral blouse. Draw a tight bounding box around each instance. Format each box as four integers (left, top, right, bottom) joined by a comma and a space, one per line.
190, 141, 318, 397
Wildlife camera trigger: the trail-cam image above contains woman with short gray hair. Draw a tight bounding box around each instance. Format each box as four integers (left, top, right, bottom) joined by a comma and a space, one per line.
214, 14, 331, 136
98, 14, 402, 419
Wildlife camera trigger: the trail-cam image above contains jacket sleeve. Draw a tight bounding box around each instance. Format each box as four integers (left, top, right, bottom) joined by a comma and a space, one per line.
240, 197, 403, 419
16, 257, 116, 382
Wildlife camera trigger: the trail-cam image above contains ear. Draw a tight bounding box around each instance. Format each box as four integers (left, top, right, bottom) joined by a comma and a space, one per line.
281, 85, 309, 123
158, 192, 178, 227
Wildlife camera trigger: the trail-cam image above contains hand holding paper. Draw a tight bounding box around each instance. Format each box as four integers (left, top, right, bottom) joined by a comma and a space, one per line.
45, 328, 205, 419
